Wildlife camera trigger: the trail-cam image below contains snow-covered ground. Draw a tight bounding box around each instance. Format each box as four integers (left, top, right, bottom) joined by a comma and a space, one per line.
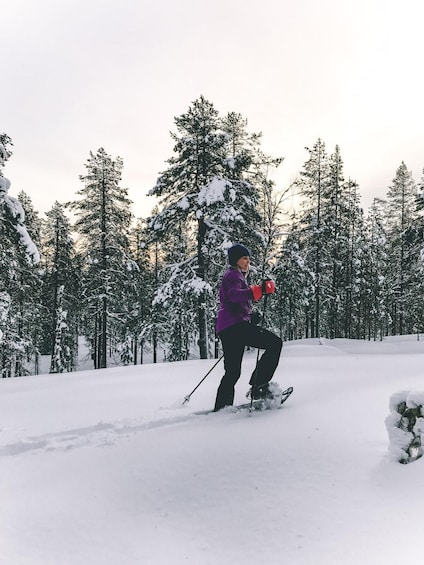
1, 336, 424, 565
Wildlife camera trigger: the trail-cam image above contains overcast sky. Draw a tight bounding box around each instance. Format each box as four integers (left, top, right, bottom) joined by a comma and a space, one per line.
3, 0, 424, 219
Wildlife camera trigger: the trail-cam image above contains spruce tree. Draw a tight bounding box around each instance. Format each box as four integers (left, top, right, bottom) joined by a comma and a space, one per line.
124, 217, 155, 364
385, 162, 418, 335
0, 134, 41, 376
14, 192, 44, 373
149, 96, 225, 359
41, 201, 80, 372
364, 198, 390, 339
279, 141, 364, 340
412, 171, 424, 335
138, 207, 166, 363
273, 217, 314, 340
69, 148, 134, 369
149, 96, 276, 359
292, 139, 330, 337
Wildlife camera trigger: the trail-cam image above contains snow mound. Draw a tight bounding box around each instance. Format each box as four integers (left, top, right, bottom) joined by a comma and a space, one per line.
386, 390, 424, 464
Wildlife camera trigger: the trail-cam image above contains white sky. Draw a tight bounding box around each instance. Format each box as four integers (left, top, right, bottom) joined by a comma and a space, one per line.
2, 0, 424, 218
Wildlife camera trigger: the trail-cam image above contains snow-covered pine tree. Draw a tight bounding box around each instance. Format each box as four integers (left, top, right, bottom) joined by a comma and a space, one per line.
125, 217, 157, 364
41, 201, 80, 372
332, 173, 365, 339
364, 198, 390, 339
384, 162, 419, 335
69, 148, 134, 369
0, 133, 41, 376
247, 156, 293, 339
155, 219, 197, 361
0, 137, 39, 265
325, 145, 347, 337
416, 170, 424, 253
254, 184, 292, 339
149, 97, 274, 359
149, 96, 225, 359
272, 217, 314, 340
13, 192, 44, 373
0, 135, 16, 375
346, 199, 369, 340
137, 207, 166, 363
316, 147, 365, 338
291, 139, 331, 338
411, 171, 424, 335
216, 111, 266, 257
279, 141, 366, 340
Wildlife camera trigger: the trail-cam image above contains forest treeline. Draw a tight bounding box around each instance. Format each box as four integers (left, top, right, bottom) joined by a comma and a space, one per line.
1, 96, 424, 376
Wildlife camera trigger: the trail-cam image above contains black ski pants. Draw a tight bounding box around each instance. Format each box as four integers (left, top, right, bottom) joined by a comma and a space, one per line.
214, 322, 282, 411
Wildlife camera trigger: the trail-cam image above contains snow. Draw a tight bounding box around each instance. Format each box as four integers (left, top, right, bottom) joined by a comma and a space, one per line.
14, 222, 41, 263
385, 389, 424, 463
1, 336, 424, 564
197, 176, 228, 206
177, 196, 190, 210
225, 157, 236, 170
0, 176, 11, 193
0, 181, 41, 264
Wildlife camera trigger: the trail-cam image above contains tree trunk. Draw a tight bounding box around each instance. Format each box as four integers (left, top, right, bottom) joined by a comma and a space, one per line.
99, 177, 108, 369
197, 219, 208, 359
100, 296, 107, 368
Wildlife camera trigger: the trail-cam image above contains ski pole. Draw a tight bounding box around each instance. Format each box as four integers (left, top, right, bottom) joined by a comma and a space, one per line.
182, 354, 224, 404
250, 291, 269, 408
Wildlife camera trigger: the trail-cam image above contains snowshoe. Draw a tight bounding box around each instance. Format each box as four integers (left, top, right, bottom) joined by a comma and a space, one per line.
247, 383, 275, 401
245, 382, 293, 410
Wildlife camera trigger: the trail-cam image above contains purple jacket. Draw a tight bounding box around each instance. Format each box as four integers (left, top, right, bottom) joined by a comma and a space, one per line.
216, 267, 253, 334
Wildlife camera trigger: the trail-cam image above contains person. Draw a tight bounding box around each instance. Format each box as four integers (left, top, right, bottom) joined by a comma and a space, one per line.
214, 243, 283, 411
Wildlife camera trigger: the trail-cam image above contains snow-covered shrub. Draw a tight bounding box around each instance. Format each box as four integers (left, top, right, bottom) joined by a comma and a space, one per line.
385, 391, 424, 464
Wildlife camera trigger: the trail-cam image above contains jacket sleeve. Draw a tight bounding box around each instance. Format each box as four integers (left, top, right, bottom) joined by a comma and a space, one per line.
224, 272, 253, 303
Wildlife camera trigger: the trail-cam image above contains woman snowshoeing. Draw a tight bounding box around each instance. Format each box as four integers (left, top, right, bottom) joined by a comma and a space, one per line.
214, 243, 283, 412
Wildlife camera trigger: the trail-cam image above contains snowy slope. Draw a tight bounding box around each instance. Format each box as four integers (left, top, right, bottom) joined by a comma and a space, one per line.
1, 337, 424, 565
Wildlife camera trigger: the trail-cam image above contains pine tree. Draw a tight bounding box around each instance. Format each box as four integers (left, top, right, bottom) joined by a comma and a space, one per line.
14, 192, 44, 373
149, 96, 225, 359
412, 171, 424, 335
364, 198, 390, 339
153, 216, 198, 361
292, 139, 330, 337
325, 146, 346, 337
348, 204, 369, 339
385, 162, 418, 335
138, 207, 166, 363
69, 148, 134, 369
149, 96, 276, 359
279, 141, 365, 340
41, 201, 79, 372
123, 217, 156, 364
0, 134, 41, 376
273, 218, 314, 340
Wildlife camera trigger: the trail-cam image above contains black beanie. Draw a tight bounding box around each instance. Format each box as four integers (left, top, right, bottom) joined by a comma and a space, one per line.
228, 244, 251, 266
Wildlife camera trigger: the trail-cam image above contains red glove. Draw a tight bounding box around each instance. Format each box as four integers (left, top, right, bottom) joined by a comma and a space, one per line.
250, 285, 263, 301
262, 279, 276, 295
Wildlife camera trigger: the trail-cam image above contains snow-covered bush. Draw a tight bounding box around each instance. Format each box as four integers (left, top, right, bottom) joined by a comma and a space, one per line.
385, 391, 424, 464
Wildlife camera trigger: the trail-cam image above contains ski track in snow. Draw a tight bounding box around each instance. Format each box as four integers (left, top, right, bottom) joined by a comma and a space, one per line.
0, 405, 270, 457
